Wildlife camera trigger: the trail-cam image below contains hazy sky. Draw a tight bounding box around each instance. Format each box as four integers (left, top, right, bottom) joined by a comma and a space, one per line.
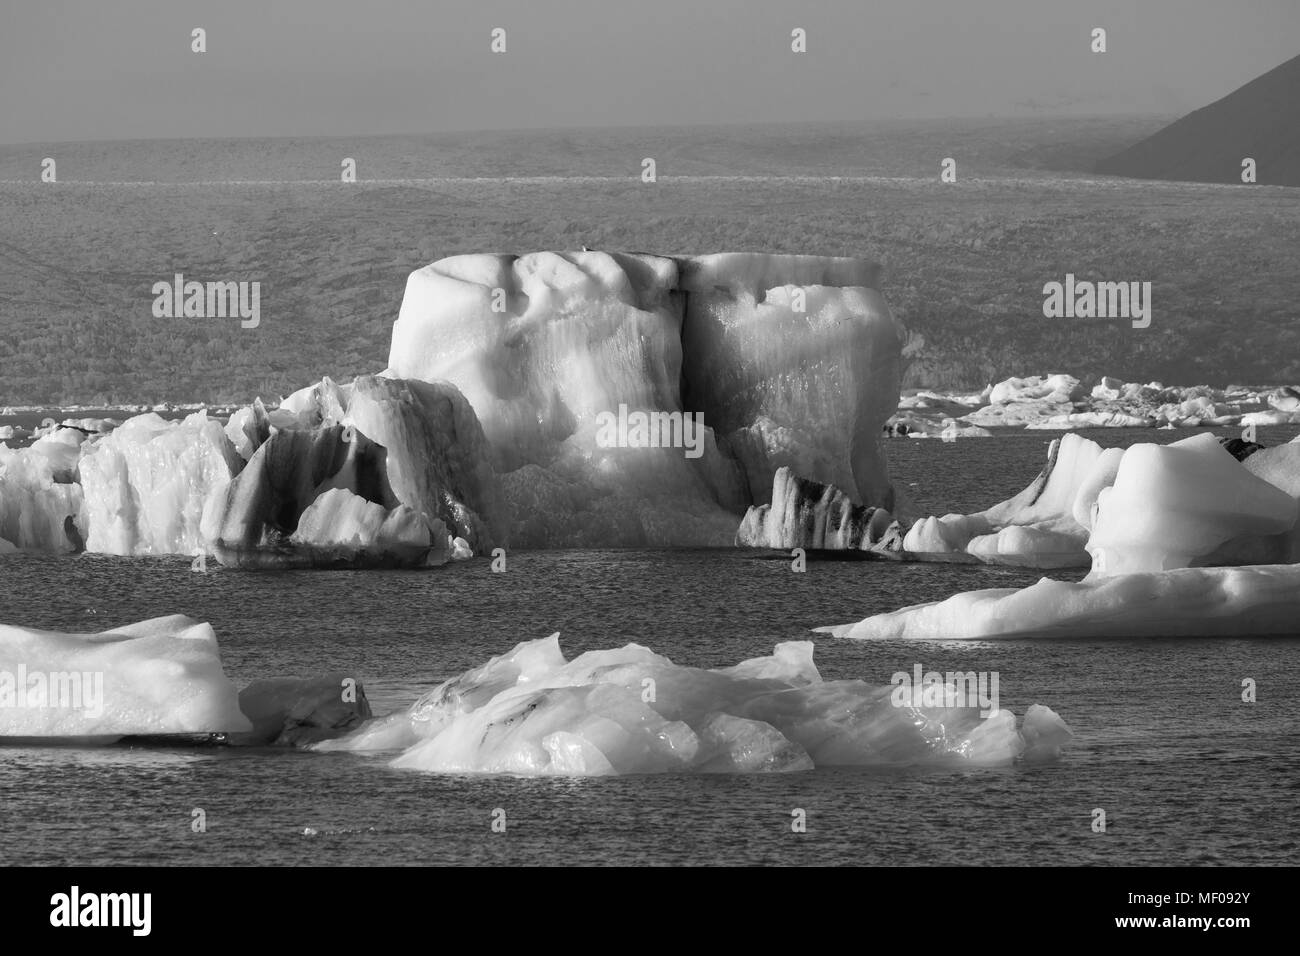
3, 0, 1298, 143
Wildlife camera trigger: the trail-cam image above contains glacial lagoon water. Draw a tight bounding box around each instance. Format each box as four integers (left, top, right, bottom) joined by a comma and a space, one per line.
1, 428, 1298, 866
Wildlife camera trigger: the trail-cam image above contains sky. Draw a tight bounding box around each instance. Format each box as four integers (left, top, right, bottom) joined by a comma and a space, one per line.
2, 0, 1298, 144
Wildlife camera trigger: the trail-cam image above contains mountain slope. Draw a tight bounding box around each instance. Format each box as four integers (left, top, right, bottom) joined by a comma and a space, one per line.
1096, 53, 1300, 186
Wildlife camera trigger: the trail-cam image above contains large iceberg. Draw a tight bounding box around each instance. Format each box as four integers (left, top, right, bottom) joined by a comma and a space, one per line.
0, 615, 250, 740
388, 251, 905, 546
1, 251, 904, 556
317, 634, 1071, 773
678, 254, 902, 510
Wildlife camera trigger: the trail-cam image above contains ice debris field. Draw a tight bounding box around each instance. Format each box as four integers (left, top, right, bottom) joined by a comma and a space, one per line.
3, 250, 1300, 756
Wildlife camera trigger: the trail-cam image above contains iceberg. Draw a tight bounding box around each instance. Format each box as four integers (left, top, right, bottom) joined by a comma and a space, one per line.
825, 431, 1300, 640
821, 564, 1300, 641
273, 375, 504, 551
235, 674, 373, 747
678, 253, 903, 510
0, 615, 250, 740
899, 432, 1107, 567
4, 251, 905, 556
78, 412, 242, 556
736, 466, 901, 550
317, 635, 1071, 774
201, 414, 453, 569
388, 251, 905, 546
0, 429, 86, 552
893, 431, 1298, 570
1086, 433, 1297, 574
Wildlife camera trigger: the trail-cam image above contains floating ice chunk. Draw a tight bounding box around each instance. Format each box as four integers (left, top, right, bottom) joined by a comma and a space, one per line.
904, 513, 991, 553
1241, 409, 1300, 427
1024, 411, 1152, 429
232, 376, 501, 552
1086, 433, 1297, 574
0, 431, 85, 552
78, 412, 241, 556
736, 466, 899, 550
203, 421, 450, 568
0, 614, 250, 740
343, 376, 503, 551
965, 525, 1087, 567
289, 488, 441, 564
988, 374, 1083, 406
234, 674, 372, 747
898, 433, 1103, 566
820, 564, 1300, 641
319, 636, 1069, 773
1021, 705, 1073, 762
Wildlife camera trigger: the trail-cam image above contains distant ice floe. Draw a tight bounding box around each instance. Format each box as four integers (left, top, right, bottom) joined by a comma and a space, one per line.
317, 634, 1071, 773
825, 432, 1300, 640
888, 374, 1300, 435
